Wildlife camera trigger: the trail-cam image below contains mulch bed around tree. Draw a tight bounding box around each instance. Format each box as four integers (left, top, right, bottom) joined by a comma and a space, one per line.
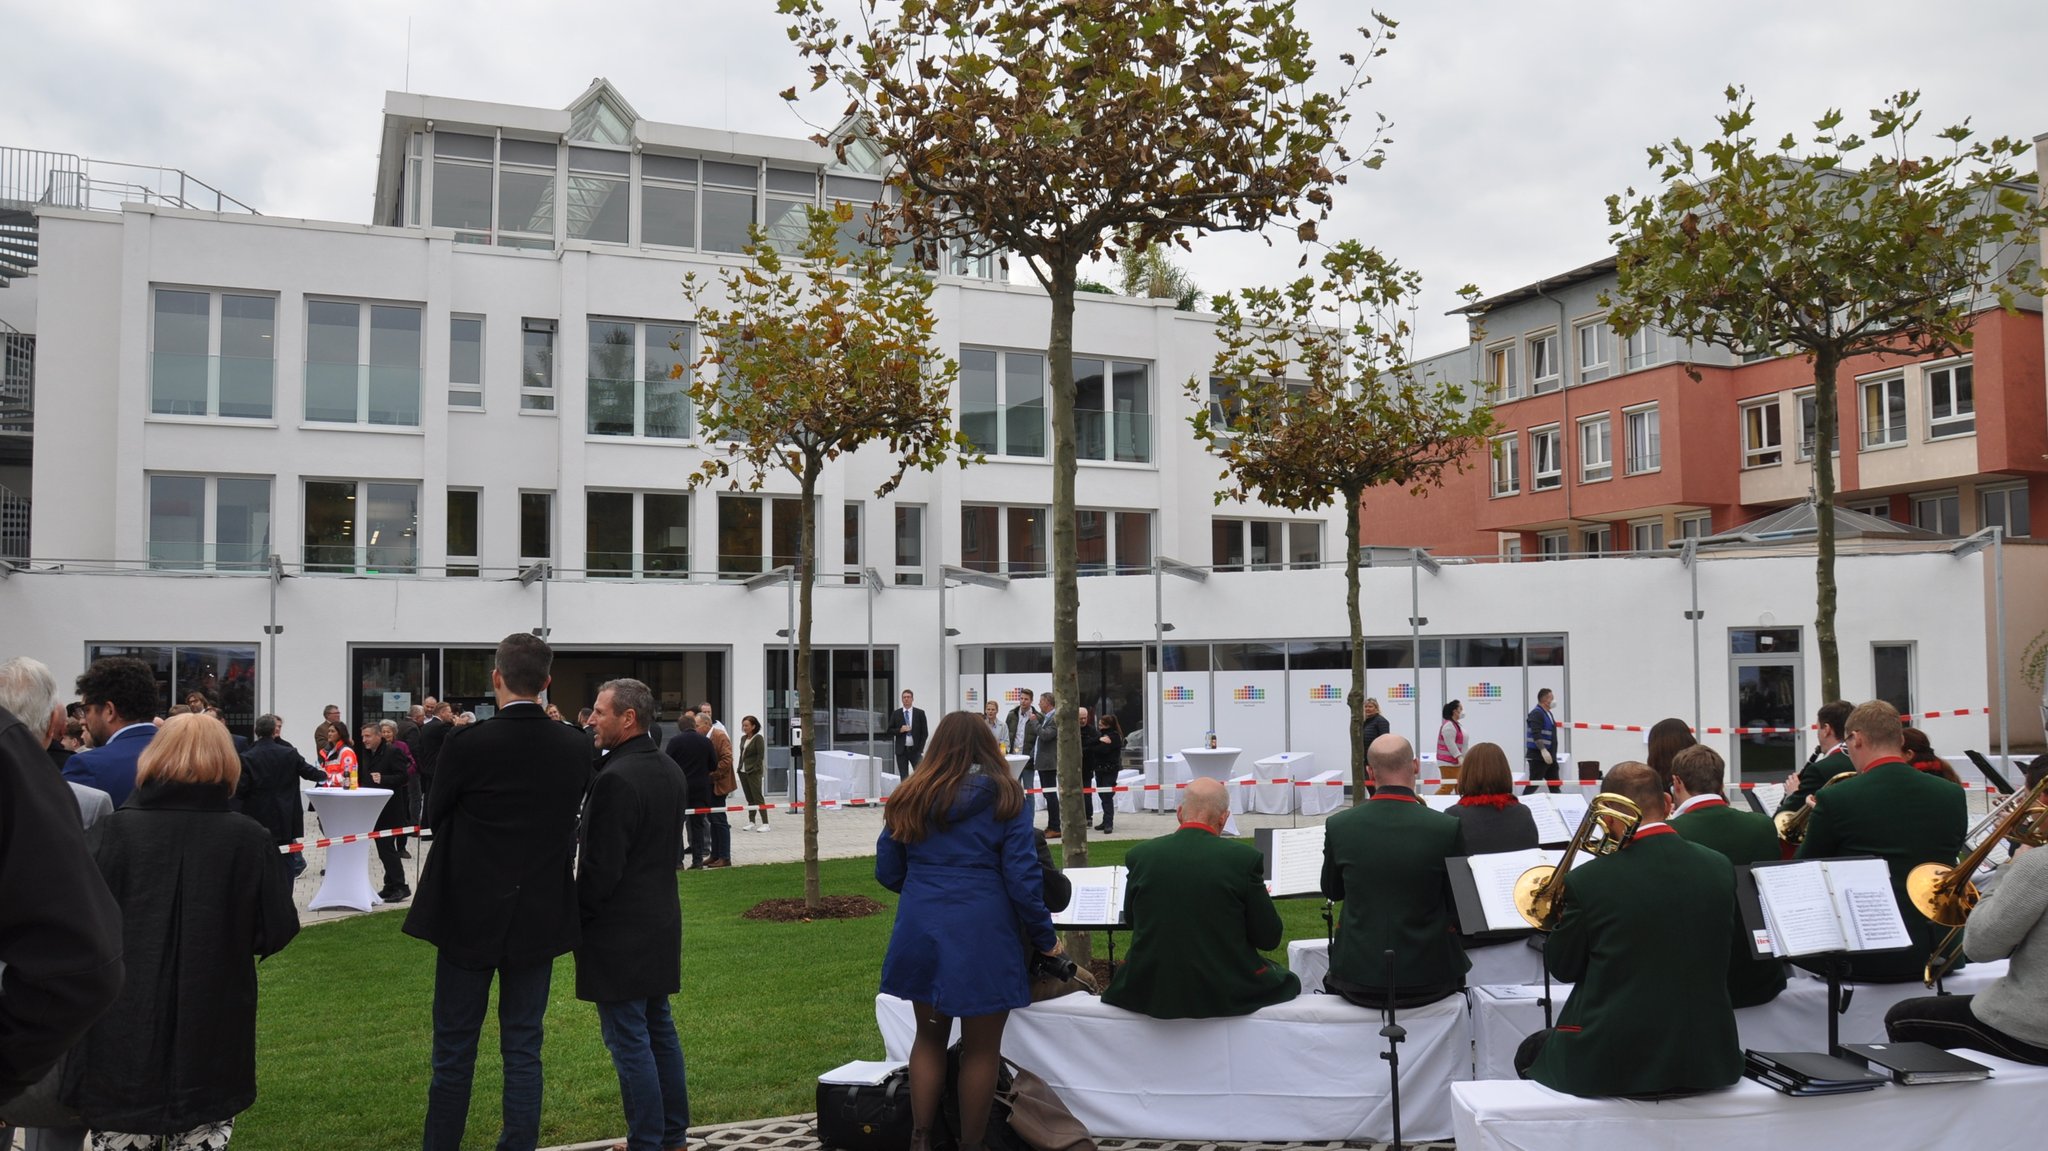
1088, 959, 1116, 988
742, 894, 888, 922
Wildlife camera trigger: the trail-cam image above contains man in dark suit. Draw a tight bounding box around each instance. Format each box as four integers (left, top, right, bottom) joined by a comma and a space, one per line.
1321, 733, 1469, 1007
894, 689, 929, 777
237, 713, 326, 880
413, 701, 453, 831
1795, 699, 1967, 982
404, 633, 593, 1151
577, 679, 690, 1151
1778, 699, 1854, 817
1102, 777, 1299, 1019
1026, 693, 1061, 836
1523, 687, 1559, 795
1519, 762, 1745, 1097
664, 714, 714, 870
63, 655, 161, 808
1669, 743, 1787, 1006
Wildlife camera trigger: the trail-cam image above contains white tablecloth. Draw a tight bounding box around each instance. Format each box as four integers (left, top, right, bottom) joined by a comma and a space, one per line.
1180, 746, 1242, 783
1454, 1052, 2048, 1151
1299, 769, 1346, 815
1253, 752, 1310, 815
878, 990, 1469, 1142
305, 787, 393, 912
791, 770, 845, 806
815, 749, 877, 798
1288, 935, 1545, 995
1468, 960, 2011, 1081
1141, 754, 1189, 810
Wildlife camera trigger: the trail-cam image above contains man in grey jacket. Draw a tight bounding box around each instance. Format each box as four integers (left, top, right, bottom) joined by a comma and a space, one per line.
1026, 692, 1061, 837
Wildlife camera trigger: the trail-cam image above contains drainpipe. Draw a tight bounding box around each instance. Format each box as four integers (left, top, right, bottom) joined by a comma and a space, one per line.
1533, 281, 1574, 540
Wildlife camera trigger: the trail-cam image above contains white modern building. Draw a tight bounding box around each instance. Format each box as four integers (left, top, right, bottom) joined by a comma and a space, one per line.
0, 81, 2012, 794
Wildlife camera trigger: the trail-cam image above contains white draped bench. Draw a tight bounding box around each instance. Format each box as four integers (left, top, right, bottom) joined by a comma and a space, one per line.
1289, 935, 1546, 994
877, 990, 1470, 1142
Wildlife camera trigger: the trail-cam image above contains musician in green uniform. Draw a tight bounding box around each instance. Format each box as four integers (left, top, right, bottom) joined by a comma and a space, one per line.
1320, 733, 1470, 1007
1518, 762, 1745, 1097
1101, 777, 1299, 1019
1777, 699, 1854, 815
1794, 700, 1966, 983
1669, 744, 1788, 1006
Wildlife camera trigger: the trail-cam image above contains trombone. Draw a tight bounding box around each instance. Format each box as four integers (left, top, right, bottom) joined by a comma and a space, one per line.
1912, 776, 2048, 987
1513, 793, 1643, 930
1774, 770, 1855, 848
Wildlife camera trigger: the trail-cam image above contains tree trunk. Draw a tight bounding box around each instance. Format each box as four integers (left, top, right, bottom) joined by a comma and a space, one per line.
799, 460, 823, 910
1812, 348, 1842, 703
1048, 262, 1090, 966
1345, 485, 1368, 798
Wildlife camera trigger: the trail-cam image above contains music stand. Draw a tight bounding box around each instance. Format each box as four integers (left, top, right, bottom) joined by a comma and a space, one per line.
1447, 857, 1549, 1025
1735, 858, 1914, 1057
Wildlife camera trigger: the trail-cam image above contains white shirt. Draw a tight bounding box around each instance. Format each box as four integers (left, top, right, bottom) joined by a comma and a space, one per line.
1671, 793, 1725, 817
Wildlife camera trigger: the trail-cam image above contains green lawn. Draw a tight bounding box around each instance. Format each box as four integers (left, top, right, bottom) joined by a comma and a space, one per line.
237, 840, 1334, 1149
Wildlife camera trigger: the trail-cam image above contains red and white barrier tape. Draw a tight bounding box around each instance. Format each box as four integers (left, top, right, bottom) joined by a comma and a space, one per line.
1564, 705, 1991, 736
278, 825, 423, 854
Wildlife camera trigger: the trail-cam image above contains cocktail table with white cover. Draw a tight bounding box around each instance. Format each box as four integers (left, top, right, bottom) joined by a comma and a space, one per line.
814, 749, 876, 799
1289, 935, 1543, 996
1141, 754, 1189, 811
877, 990, 1470, 1142
1454, 1052, 2048, 1151
791, 768, 845, 807
1181, 747, 1242, 833
305, 786, 394, 912
1254, 752, 1311, 815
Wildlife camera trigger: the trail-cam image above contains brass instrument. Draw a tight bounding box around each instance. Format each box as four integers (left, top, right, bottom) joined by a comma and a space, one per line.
1512, 793, 1643, 930
1774, 771, 1856, 847
1913, 776, 2048, 987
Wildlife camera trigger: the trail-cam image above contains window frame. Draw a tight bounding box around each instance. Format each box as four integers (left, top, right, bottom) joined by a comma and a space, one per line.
1629, 518, 1665, 553
585, 489, 690, 580
1925, 359, 1975, 439
1676, 511, 1712, 540
1486, 342, 1519, 403
303, 479, 419, 575
146, 473, 273, 572
148, 287, 278, 420
1979, 483, 2031, 539
519, 491, 555, 566
1490, 433, 1522, 497
1574, 318, 1611, 383
716, 494, 812, 580
1527, 330, 1560, 394
1860, 375, 1908, 450
893, 503, 925, 585
1624, 403, 1661, 475
303, 298, 423, 428
1740, 397, 1784, 468
446, 488, 481, 577
1529, 424, 1563, 490
1537, 531, 1568, 560
1577, 414, 1612, 483
585, 318, 696, 440
1872, 640, 1916, 717
1910, 489, 1960, 536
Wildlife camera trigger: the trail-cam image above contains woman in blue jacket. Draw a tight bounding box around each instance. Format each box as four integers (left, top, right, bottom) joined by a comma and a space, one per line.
877, 711, 1061, 1151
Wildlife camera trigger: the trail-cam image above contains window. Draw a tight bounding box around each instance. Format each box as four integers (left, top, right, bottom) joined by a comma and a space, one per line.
304, 480, 418, 574
1209, 518, 1317, 573
1581, 526, 1611, 556
717, 495, 811, 578
1575, 320, 1611, 383
448, 316, 483, 408
701, 160, 761, 254
587, 319, 692, 438
1630, 519, 1665, 553
1926, 361, 1974, 438
147, 475, 270, 571
430, 131, 494, 241
1911, 491, 1959, 536
640, 154, 700, 249
1527, 332, 1559, 394
1499, 536, 1524, 562
587, 491, 689, 578
518, 319, 556, 412
1005, 506, 1047, 576
893, 504, 924, 585
84, 643, 259, 735
1861, 376, 1907, 448
150, 289, 275, 418
446, 490, 479, 577
841, 500, 864, 584
1624, 405, 1660, 474
566, 146, 630, 244
1578, 415, 1612, 482
1537, 531, 1567, 560
1075, 509, 1154, 576
958, 505, 1046, 577
1530, 425, 1562, 490
1486, 344, 1518, 402
1980, 484, 2031, 539
1491, 434, 1521, 496
826, 173, 890, 256
1848, 500, 1893, 520
1741, 399, 1783, 467
520, 492, 554, 564
305, 300, 421, 426
1073, 358, 1152, 463
496, 137, 558, 248
1677, 512, 1712, 539
1873, 642, 1915, 715
1288, 522, 1321, 570
763, 167, 818, 253
958, 348, 1045, 458
1622, 325, 1669, 371
1795, 389, 1839, 460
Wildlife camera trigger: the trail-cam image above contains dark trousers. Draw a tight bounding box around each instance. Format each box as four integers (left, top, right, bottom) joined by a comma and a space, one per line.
595, 996, 691, 1151
422, 954, 553, 1151
376, 833, 408, 894
708, 796, 731, 863
1886, 993, 2048, 1065
1034, 766, 1060, 831
1088, 764, 1119, 829
682, 812, 709, 867
898, 746, 921, 777
1523, 752, 1558, 794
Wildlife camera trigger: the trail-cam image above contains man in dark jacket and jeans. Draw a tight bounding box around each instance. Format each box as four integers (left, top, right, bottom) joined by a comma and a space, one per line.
577, 678, 691, 1151
404, 634, 593, 1151
237, 714, 325, 880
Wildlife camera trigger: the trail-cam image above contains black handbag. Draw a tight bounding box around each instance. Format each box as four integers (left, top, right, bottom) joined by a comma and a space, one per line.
816, 1064, 913, 1151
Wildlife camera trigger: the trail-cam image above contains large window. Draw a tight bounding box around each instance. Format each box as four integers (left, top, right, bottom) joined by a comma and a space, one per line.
1622, 325, 1670, 371
1861, 376, 1907, 448
1073, 357, 1152, 463
1630, 518, 1665, 553
1980, 484, 2031, 539
1624, 404, 1660, 474
1911, 490, 1960, 536
893, 504, 924, 585
718, 495, 810, 578
1211, 518, 1319, 573
448, 315, 484, 408
85, 643, 259, 736
1740, 399, 1783, 467
1491, 434, 1521, 496
1873, 641, 1916, 716
588, 319, 693, 437
520, 492, 554, 565
959, 348, 1046, 458
1926, 361, 1974, 438
305, 300, 421, 426
567, 146, 630, 244
304, 480, 418, 573
496, 138, 558, 247
1796, 389, 1838, 460
431, 131, 557, 248
640, 154, 701, 249
1486, 344, 1518, 402
1530, 425, 1562, 490
1580, 526, 1611, 556
150, 289, 275, 418
447, 490, 479, 577
587, 490, 689, 578
702, 160, 761, 254
960, 505, 1047, 577
1578, 414, 1612, 482
1527, 331, 1559, 394
764, 168, 817, 253
1537, 531, 1567, 560
1076, 509, 1153, 576
1575, 319, 1611, 383
1677, 511, 1712, 539
147, 475, 270, 571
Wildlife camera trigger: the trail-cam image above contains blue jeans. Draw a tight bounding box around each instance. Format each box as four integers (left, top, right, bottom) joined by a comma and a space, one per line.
708, 799, 731, 862
595, 997, 691, 1151
422, 954, 553, 1151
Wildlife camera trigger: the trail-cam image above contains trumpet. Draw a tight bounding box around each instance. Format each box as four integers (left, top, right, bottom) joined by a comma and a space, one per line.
1773, 771, 1856, 847
1913, 775, 2048, 987
1513, 793, 1643, 930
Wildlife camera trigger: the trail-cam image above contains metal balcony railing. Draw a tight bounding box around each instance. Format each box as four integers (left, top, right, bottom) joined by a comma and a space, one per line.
2, 146, 257, 216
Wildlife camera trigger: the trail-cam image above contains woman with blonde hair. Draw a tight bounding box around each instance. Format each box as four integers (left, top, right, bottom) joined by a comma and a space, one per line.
877, 711, 1060, 1151
66, 713, 299, 1150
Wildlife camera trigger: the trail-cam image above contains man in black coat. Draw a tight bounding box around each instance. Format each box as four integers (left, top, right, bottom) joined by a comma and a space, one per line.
577, 679, 691, 1151
664, 718, 714, 871
413, 701, 454, 830
893, 688, 929, 776
237, 713, 325, 880
404, 634, 593, 1151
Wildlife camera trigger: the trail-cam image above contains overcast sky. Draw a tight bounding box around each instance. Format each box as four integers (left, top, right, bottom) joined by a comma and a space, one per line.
6, 0, 2044, 351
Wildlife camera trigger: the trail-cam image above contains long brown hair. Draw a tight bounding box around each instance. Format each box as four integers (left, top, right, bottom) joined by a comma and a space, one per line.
1456, 742, 1513, 796
1645, 717, 1696, 790
884, 710, 1023, 843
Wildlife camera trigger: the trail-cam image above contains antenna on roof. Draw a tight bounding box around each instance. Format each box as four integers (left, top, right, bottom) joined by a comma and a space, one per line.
404, 18, 412, 92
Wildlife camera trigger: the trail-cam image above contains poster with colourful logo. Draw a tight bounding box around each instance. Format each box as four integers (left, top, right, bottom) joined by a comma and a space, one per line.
1212, 671, 1285, 756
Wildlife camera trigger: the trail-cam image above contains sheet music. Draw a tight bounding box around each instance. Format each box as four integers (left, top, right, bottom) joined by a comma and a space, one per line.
1752, 861, 1849, 956
1551, 792, 1589, 834
1524, 793, 1572, 844
1263, 826, 1326, 897
1053, 865, 1126, 926
1828, 858, 1911, 951
1464, 848, 1554, 933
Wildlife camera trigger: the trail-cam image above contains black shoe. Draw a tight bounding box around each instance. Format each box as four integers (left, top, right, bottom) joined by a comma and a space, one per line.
1098, 823, 1113, 833
397, 846, 411, 858
380, 887, 411, 902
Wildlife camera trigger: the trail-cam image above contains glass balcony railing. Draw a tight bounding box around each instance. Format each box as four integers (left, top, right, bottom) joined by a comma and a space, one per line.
150, 353, 275, 419
1076, 409, 1152, 464
304, 362, 421, 426
587, 378, 691, 439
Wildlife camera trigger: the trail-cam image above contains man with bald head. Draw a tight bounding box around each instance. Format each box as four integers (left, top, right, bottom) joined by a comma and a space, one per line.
1321, 733, 1470, 1007
1101, 777, 1300, 1018
1518, 761, 1744, 1098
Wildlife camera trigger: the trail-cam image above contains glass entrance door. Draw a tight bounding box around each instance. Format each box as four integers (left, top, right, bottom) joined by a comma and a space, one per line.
1729, 631, 1803, 785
